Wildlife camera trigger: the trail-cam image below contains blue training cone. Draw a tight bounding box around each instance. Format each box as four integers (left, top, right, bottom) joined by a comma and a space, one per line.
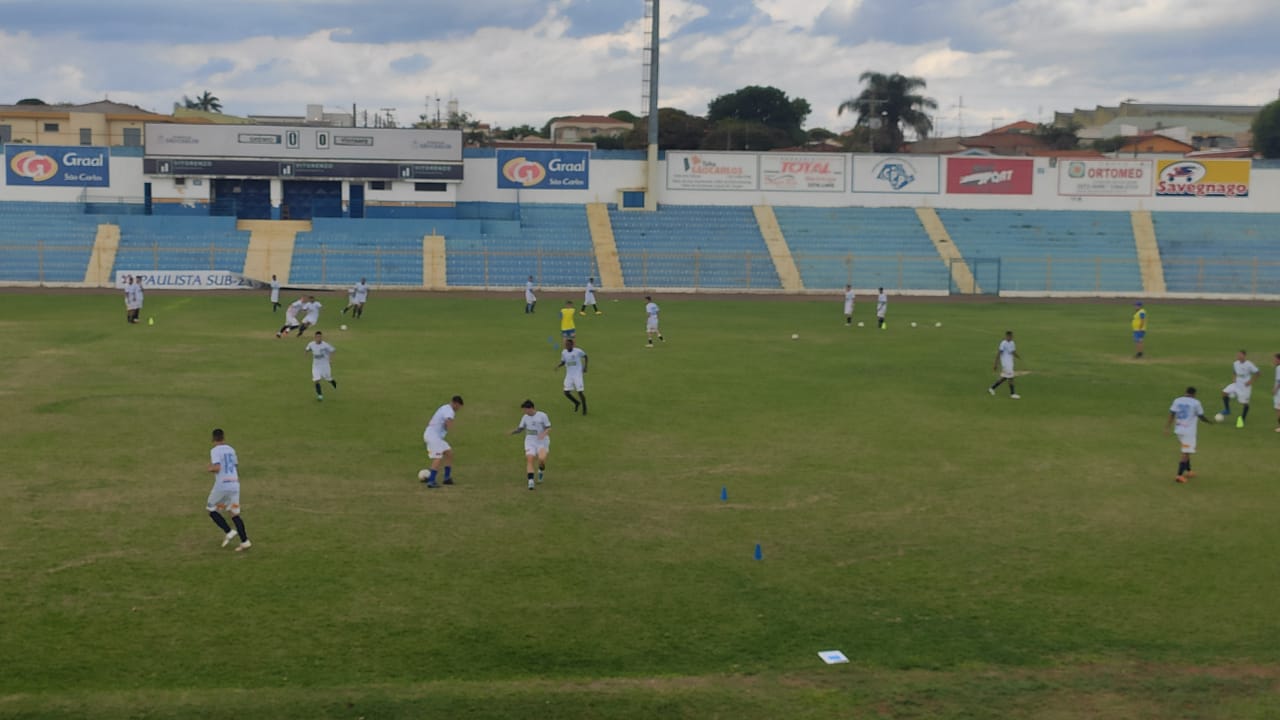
720, 486, 727, 502
754, 543, 762, 561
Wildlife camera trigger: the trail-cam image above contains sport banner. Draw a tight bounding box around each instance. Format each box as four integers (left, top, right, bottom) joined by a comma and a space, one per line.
945, 157, 1034, 195
1155, 159, 1250, 198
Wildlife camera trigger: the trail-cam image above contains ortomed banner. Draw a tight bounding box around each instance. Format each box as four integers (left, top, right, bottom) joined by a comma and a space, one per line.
851, 155, 941, 194
1155, 159, 1250, 198
759, 154, 845, 192
666, 152, 758, 190
6, 145, 110, 187
115, 270, 257, 289
1058, 160, 1153, 197
945, 157, 1035, 195
497, 149, 589, 190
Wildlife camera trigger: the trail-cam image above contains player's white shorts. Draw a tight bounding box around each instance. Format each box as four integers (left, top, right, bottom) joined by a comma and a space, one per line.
525, 290, 536, 303
1274, 391, 1280, 411
312, 361, 332, 382
425, 433, 451, 459
1175, 430, 1197, 455
563, 374, 584, 392
524, 437, 550, 456
284, 315, 300, 327
584, 292, 596, 305
647, 319, 659, 333
1223, 382, 1253, 405
206, 481, 242, 515
1000, 361, 1016, 379
303, 315, 319, 325
843, 302, 853, 315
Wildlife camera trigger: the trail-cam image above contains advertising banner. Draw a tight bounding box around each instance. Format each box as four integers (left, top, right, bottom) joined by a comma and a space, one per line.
759, 154, 845, 192
497, 149, 589, 189
851, 155, 941, 194
142, 158, 463, 181
1057, 159, 1153, 197
145, 124, 463, 163
6, 145, 110, 187
945, 157, 1034, 195
115, 270, 257, 290
666, 152, 758, 190
1155, 159, 1250, 198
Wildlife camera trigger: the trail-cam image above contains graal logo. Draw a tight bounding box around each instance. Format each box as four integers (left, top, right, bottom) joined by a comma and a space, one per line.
873, 159, 916, 190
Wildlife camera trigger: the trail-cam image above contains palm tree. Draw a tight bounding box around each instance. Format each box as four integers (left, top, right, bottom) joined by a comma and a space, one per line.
838, 72, 937, 152
182, 90, 222, 113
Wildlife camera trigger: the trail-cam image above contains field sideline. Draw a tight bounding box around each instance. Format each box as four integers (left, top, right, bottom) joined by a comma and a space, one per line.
2, 291, 1279, 719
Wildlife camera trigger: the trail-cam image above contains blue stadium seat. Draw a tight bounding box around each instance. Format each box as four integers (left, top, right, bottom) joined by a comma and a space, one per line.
773, 207, 947, 290
1153, 212, 1280, 294
111, 216, 251, 276
608, 205, 780, 289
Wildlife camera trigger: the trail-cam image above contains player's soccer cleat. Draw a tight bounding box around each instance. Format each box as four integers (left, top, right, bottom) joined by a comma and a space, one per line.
988, 387, 996, 396
235, 540, 252, 552
1185, 471, 1196, 479
424, 480, 438, 488
1175, 475, 1187, 484
594, 311, 603, 315
537, 470, 544, 483
317, 394, 323, 401
1010, 394, 1021, 399
1274, 426, 1280, 433
579, 310, 587, 316
442, 478, 454, 485
222, 530, 239, 548
528, 479, 535, 490
275, 332, 282, 338
1236, 417, 1245, 428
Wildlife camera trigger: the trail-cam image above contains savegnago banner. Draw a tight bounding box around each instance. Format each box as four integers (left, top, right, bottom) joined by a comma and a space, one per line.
115, 271, 258, 289
1155, 159, 1250, 198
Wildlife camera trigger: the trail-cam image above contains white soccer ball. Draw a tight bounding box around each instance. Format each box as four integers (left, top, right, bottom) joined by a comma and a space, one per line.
791, 333, 799, 340
340, 324, 349, 331
1214, 413, 1225, 423
857, 321, 865, 327
935, 322, 942, 328
911, 322, 918, 328
418, 469, 431, 481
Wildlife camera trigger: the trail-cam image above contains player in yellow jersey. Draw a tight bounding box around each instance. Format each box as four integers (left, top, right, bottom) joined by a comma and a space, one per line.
1132, 301, 1147, 358
560, 300, 577, 339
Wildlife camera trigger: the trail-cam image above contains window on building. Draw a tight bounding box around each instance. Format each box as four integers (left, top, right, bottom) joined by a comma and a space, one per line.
122, 128, 142, 147
79, 128, 92, 145
174, 177, 186, 187
0, 125, 11, 144
43, 122, 60, 132
369, 181, 388, 191
414, 182, 446, 192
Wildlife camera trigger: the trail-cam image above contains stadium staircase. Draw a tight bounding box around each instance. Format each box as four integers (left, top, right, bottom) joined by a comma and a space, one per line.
424, 234, 446, 289
772, 207, 949, 291
752, 206, 804, 291
240, 220, 311, 285
84, 223, 121, 287
915, 207, 979, 294
586, 203, 625, 289
1129, 211, 1166, 295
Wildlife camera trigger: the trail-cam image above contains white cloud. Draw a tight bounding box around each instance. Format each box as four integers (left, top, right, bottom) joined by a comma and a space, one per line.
754, 0, 861, 29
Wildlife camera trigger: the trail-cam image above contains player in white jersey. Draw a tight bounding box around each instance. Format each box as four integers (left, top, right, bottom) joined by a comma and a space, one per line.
304, 331, 338, 401
297, 296, 322, 337
132, 277, 144, 323
350, 278, 369, 319
988, 330, 1021, 399
269, 275, 281, 312
510, 399, 552, 490
644, 295, 664, 347
205, 428, 251, 551
122, 275, 135, 324
421, 395, 464, 488
1219, 349, 1260, 428
1165, 386, 1212, 483
276, 297, 306, 337
875, 287, 887, 330
557, 338, 589, 414
1272, 353, 1280, 433
525, 276, 537, 314
580, 277, 602, 315
843, 285, 855, 326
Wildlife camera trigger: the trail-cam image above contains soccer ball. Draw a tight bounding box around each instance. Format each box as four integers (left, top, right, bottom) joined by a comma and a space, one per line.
791, 333, 799, 340
340, 324, 349, 331
1214, 413, 1225, 423
935, 322, 942, 328
911, 322, 918, 328
857, 321, 865, 327
418, 469, 431, 481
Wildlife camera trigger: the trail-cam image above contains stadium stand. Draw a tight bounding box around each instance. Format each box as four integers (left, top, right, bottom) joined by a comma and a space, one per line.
290, 218, 429, 286
937, 210, 1142, 293
608, 205, 781, 289
772, 207, 948, 290
1153, 212, 1280, 294
111, 216, 251, 275
0, 209, 100, 283
445, 204, 596, 288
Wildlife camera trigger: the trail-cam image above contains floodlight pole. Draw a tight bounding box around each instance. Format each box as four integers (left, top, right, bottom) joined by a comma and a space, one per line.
645, 0, 660, 211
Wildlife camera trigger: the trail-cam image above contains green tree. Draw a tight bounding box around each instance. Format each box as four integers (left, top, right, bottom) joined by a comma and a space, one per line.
1033, 122, 1081, 150
624, 108, 709, 150
700, 120, 789, 151
182, 91, 222, 113
608, 110, 639, 124
707, 85, 810, 144
15, 98, 47, 105
494, 124, 542, 141
838, 72, 937, 152
1252, 99, 1280, 158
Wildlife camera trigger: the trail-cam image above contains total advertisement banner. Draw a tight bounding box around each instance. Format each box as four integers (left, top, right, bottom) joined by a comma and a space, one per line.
945, 157, 1034, 195
1155, 159, 1250, 198
6, 145, 110, 187
115, 270, 257, 290
759, 154, 845, 192
666, 152, 758, 191
851, 155, 941, 194
497, 149, 589, 190
1058, 160, 1153, 197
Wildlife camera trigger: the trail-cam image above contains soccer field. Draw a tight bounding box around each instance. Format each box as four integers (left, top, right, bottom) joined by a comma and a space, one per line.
3, 291, 1279, 719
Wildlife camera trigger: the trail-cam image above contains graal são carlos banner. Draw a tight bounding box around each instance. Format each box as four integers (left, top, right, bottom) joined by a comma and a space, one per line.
6, 145, 110, 187
1057, 160, 1153, 197
759, 154, 845, 192
1155, 159, 1250, 198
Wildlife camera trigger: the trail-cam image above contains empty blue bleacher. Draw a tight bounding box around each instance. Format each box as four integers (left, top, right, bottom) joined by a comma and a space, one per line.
292, 218, 432, 286
445, 204, 594, 288
111, 216, 250, 275
937, 210, 1141, 293
608, 205, 780, 289
0, 214, 100, 282
773, 207, 947, 290
1153, 212, 1280, 294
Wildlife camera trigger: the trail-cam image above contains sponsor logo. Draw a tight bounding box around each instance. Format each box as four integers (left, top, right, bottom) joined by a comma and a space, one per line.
502, 157, 548, 187
874, 159, 917, 190
1068, 161, 1086, 178
683, 155, 743, 175
1161, 161, 1207, 185
959, 166, 1014, 187
1156, 160, 1248, 198
763, 174, 798, 188
9, 150, 59, 182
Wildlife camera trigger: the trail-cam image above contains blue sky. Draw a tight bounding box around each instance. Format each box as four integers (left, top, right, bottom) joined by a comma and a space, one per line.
0, 0, 1276, 133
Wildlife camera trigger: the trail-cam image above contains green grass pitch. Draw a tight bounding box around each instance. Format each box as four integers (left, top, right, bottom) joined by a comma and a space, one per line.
3, 291, 1280, 719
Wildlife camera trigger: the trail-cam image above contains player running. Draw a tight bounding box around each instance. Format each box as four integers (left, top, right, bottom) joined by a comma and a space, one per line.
988, 330, 1021, 399
645, 296, 664, 347
1165, 386, 1212, 484
205, 428, 251, 551
876, 288, 887, 330
580, 277, 602, 315
557, 338, 588, 415
277, 297, 305, 337
1220, 350, 1259, 428
297, 296, 322, 337
510, 399, 552, 490
270, 275, 281, 312
304, 331, 338, 401
421, 396, 463, 488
